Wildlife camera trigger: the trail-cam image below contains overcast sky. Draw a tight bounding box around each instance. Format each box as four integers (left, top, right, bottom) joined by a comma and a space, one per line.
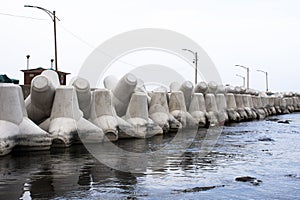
1, 0, 299, 92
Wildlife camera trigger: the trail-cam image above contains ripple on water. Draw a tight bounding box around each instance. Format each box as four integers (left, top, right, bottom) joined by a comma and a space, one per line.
0, 113, 300, 199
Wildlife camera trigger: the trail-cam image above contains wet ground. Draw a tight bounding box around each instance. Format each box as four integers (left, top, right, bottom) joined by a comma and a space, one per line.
0, 113, 300, 199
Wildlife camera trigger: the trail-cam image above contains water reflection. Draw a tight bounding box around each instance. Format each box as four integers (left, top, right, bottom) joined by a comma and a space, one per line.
0, 113, 299, 199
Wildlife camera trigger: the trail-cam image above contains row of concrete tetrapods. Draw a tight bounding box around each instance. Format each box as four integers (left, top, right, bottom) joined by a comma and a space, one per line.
0, 70, 299, 156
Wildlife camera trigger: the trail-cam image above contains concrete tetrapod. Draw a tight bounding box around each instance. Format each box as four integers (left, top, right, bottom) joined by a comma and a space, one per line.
194, 81, 208, 94
89, 89, 136, 141
71, 77, 92, 119
215, 93, 229, 124
293, 96, 300, 111
48, 87, 104, 147
25, 75, 56, 124
235, 94, 249, 121
149, 91, 181, 132
112, 73, 137, 117
252, 96, 267, 119
242, 94, 257, 120
124, 92, 163, 138
207, 81, 218, 94
285, 97, 294, 113
268, 97, 277, 115
225, 93, 241, 122
205, 93, 219, 126
135, 79, 151, 103
246, 94, 258, 119
278, 97, 290, 114
216, 85, 226, 94
103, 75, 118, 91
274, 97, 282, 114
179, 81, 194, 111
261, 97, 270, 117
188, 93, 207, 127
0, 83, 51, 156
169, 91, 198, 128
170, 81, 181, 92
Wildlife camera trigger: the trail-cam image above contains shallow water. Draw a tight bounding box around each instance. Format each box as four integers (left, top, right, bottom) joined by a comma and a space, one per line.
1, 113, 300, 199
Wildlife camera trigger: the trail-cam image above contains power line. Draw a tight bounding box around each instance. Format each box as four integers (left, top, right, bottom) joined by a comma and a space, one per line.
0, 12, 46, 20
58, 23, 139, 68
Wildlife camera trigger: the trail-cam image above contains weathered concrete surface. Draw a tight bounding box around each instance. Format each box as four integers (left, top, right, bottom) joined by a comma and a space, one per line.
180, 81, 194, 111
215, 93, 229, 123
207, 81, 218, 94
112, 73, 137, 117
225, 93, 241, 122
25, 75, 56, 124
47, 87, 104, 147
103, 75, 118, 91
89, 89, 132, 141
189, 93, 207, 127
90, 89, 118, 141
194, 81, 208, 93
170, 81, 181, 92
205, 93, 219, 126
169, 91, 198, 128
0, 83, 51, 156
235, 94, 248, 121
242, 94, 256, 120
71, 77, 92, 119
252, 96, 267, 119
149, 91, 181, 132
124, 92, 163, 138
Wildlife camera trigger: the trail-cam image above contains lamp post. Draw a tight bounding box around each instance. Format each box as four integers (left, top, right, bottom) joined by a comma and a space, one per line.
24, 5, 59, 71
182, 49, 198, 85
236, 74, 245, 87
235, 65, 249, 89
257, 69, 269, 92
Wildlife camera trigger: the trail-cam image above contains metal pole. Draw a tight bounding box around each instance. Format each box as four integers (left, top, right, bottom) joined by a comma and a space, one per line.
53, 11, 58, 71
195, 52, 198, 85
246, 67, 249, 89
257, 69, 268, 92
266, 72, 269, 92
236, 74, 245, 87
182, 48, 198, 85
24, 5, 59, 71
236, 65, 249, 89
26, 55, 30, 70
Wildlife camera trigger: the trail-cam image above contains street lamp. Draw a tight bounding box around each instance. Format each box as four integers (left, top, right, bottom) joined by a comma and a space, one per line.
236, 74, 245, 87
235, 65, 249, 89
257, 69, 269, 92
182, 49, 198, 85
24, 5, 60, 71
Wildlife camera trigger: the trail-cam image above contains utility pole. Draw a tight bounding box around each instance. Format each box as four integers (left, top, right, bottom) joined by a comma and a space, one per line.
236, 65, 250, 89
182, 49, 198, 85
53, 11, 58, 71
236, 74, 245, 87
25, 5, 60, 71
257, 69, 269, 92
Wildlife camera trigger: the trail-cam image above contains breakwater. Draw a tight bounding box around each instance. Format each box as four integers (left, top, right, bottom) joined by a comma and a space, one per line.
0, 70, 299, 156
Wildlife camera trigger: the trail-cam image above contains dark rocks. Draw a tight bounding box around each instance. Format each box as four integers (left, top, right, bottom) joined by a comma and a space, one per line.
278, 120, 291, 124
285, 174, 300, 179
174, 185, 225, 193
266, 118, 279, 122
258, 137, 275, 142
235, 176, 262, 186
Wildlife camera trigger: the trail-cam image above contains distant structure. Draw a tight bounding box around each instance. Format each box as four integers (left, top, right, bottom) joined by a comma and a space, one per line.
20, 55, 70, 99
0, 74, 19, 84
21, 67, 70, 85
21, 55, 70, 85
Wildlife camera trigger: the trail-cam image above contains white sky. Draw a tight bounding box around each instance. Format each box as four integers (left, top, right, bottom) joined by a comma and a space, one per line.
0, 0, 299, 92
